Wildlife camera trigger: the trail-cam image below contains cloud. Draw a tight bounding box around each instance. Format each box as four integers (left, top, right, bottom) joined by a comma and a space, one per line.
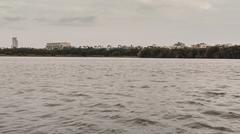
3, 16, 26, 22
135, 0, 214, 12
0, 0, 223, 27
33, 16, 97, 26
0, 5, 10, 9
58, 16, 97, 25
137, 0, 213, 8
0, 16, 26, 26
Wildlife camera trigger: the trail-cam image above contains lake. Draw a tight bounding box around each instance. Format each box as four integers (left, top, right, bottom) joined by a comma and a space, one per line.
0, 57, 240, 134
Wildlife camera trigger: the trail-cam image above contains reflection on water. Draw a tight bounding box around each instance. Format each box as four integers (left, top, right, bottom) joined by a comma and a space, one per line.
0, 57, 240, 134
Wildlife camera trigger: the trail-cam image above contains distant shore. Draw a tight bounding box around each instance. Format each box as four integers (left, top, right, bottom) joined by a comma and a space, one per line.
0, 43, 240, 59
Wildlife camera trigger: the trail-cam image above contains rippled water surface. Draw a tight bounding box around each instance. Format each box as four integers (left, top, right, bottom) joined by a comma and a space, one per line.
0, 57, 240, 134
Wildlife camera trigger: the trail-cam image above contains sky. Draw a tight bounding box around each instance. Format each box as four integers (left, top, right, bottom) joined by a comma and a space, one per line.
0, 0, 240, 48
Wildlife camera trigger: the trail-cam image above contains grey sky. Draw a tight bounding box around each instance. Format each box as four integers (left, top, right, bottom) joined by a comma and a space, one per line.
0, 0, 239, 48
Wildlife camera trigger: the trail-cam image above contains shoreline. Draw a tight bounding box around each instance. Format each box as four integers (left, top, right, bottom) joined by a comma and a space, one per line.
0, 55, 239, 59
1, 45, 240, 59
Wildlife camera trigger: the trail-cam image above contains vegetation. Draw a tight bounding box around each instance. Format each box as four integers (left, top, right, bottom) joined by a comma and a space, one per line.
0, 43, 240, 59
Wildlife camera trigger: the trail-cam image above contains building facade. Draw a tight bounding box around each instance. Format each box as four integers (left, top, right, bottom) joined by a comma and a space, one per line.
46, 42, 72, 50
12, 37, 18, 48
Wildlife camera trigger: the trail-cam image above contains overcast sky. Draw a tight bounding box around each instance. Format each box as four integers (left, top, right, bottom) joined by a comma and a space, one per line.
0, 0, 239, 47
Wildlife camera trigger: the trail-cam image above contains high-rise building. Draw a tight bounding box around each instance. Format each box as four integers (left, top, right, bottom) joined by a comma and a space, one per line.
12, 37, 18, 48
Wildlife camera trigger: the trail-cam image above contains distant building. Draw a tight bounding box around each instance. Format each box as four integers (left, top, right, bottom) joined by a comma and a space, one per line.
46, 42, 72, 50
12, 37, 18, 48
192, 43, 207, 48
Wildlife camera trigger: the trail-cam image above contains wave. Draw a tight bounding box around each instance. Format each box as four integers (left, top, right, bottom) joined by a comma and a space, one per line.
202, 110, 240, 119
185, 122, 234, 132
204, 91, 226, 97
125, 118, 160, 126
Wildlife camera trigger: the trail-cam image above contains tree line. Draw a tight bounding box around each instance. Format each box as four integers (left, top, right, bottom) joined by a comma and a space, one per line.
0, 43, 240, 59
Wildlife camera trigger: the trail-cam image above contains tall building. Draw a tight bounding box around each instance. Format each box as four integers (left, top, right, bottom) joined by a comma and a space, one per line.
12, 37, 18, 48
46, 42, 72, 50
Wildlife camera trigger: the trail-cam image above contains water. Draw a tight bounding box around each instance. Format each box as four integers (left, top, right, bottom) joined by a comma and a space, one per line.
0, 57, 240, 134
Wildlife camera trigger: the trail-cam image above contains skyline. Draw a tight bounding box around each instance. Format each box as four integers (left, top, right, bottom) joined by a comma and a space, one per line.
1, 0, 240, 47
0, 36, 237, 49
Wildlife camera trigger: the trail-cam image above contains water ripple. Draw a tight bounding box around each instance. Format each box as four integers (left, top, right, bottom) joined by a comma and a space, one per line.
185, 122, 234, 132
0, 58, 239, 134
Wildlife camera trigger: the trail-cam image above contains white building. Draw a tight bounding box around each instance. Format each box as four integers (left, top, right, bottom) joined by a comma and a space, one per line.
46, 42, 72, 50
12, 37, 18, 48
192, 43, 207, 48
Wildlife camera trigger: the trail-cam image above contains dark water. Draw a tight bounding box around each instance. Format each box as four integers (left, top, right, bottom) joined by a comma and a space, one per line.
0, 57, 240, 134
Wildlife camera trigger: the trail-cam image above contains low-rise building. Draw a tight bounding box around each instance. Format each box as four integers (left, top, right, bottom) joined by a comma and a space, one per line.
46, 42, 71, 50
192, 43, 207, 48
